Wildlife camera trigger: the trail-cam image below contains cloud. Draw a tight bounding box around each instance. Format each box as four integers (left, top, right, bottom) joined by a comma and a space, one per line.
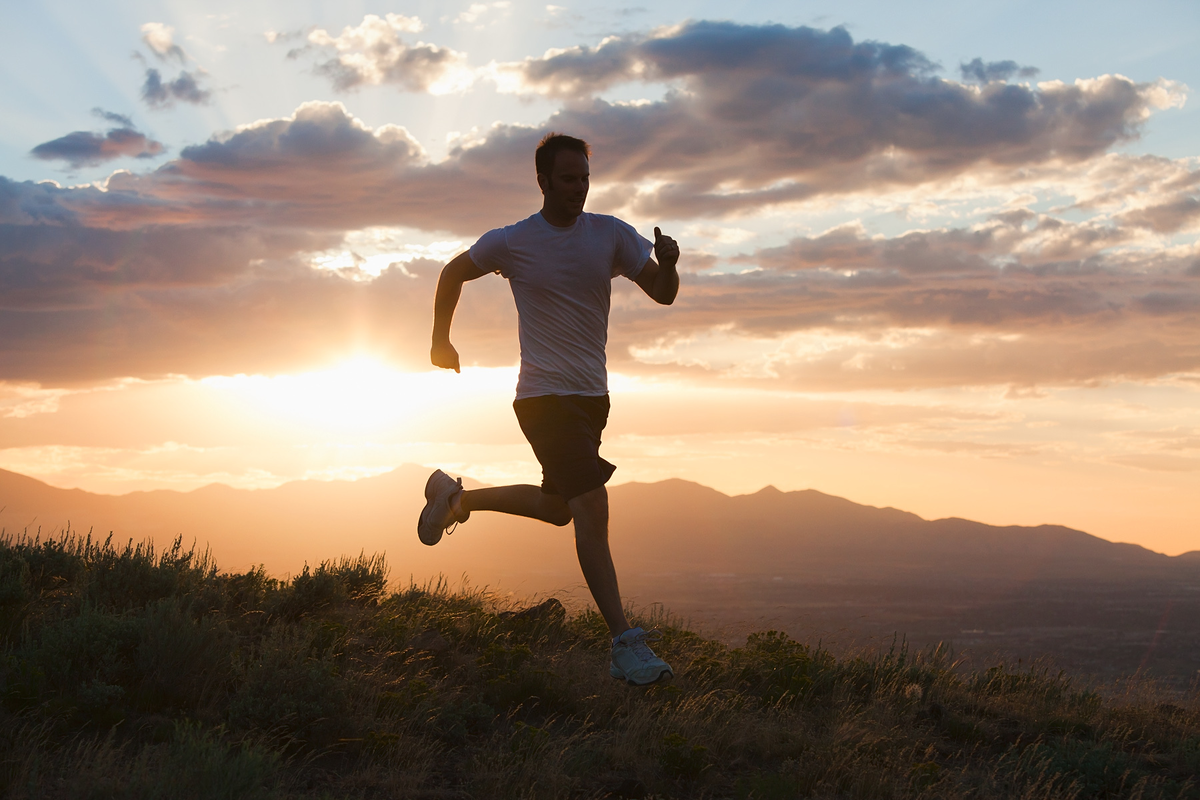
47, 74, 1187, 241
596, 213, 1200, 389
0, 221, 519, 382
1121, 194, 1200, 233
93, 108, 135, 127
137, 23, 1189, 232
29, 111, 165, 169
141, 67, 212, 107
959, 58, 1039, 83
297, 14, 472, 93
2, 19, 1197, 389
0, 103, 525, 381
741, 214, 1132, 276
141, 22, 186, 62
28, 102, 537, 235
454, 2, 510, 25
10, 127, 1194, 391
135, 21, 211, 108
486, 22, 1184, 217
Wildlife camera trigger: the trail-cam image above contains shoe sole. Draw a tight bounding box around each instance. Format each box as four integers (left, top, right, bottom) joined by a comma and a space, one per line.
610, 668, 674, 686
417, 471, 446, 546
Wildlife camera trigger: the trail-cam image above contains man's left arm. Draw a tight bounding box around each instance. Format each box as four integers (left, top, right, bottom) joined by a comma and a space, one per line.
633, 226, 680, 305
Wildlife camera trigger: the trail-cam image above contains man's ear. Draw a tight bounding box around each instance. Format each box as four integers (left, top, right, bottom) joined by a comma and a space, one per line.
536, 172, 549, 195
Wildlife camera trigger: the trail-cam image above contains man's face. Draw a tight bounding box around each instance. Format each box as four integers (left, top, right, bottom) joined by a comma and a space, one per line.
539, 149, 589, 220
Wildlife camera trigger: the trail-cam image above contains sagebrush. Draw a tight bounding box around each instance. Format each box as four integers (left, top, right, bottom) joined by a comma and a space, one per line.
1, 531, 1197, 799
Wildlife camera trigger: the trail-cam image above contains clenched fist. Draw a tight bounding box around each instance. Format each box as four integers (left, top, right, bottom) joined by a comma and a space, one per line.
431, 339, 461, 373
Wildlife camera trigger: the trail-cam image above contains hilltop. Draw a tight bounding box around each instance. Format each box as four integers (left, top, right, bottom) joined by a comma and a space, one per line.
1, 534, 1197, 799
5, 466, 1200, 688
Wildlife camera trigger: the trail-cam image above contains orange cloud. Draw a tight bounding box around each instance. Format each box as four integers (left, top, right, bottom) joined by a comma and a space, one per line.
1, 21, 1196, 390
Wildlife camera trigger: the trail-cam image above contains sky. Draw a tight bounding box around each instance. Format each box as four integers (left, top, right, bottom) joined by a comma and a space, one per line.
1, 1, 1198, 555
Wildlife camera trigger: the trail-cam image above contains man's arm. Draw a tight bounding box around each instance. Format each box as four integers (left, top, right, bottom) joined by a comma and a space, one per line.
633, 226, 680, 305
431, 251, 488, 373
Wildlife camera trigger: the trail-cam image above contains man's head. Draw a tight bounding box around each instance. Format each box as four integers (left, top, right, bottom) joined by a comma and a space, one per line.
536, 132, 590, 224
535, 133, 590, 183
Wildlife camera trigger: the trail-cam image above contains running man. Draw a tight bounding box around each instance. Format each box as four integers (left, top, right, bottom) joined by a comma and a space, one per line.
419, 132, 679, 685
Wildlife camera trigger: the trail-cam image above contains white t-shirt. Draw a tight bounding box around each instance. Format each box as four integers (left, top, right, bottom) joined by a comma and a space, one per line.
470, 212, 652, 400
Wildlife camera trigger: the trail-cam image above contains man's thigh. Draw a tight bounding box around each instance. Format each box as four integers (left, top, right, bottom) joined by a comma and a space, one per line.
513, 394, 616, 501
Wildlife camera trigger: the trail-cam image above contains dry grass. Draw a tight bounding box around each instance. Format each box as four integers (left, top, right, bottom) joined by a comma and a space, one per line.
1, 530, 1197, 799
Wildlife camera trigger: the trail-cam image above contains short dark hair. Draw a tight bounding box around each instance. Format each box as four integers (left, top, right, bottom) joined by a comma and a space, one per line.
535, 132, 590, 177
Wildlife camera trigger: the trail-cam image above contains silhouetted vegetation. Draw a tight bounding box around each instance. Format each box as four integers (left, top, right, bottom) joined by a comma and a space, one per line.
1, 531, 1197, 799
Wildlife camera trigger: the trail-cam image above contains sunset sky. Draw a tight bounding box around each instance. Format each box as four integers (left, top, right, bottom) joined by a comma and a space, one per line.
2, 1, 1198, 555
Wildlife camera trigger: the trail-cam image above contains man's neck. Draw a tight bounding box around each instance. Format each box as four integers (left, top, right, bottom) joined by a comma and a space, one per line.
539, 206, 581, 228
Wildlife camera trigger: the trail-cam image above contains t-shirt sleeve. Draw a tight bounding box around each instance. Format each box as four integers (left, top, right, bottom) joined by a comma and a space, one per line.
468, 227, 512, 277
611, 218, 653, 279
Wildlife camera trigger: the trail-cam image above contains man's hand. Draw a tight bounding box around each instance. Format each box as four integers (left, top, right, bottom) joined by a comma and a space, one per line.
430, 252, 487, 373
431, 338, 461, 373
653, 226, 679, 269
634, 226, 680, 304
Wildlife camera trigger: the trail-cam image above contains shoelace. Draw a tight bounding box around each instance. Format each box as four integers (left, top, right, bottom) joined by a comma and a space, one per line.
626, 629, 663, 662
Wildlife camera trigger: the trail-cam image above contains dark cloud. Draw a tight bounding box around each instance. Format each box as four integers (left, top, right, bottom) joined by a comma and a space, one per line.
1134, 291, 1200, 316
1122, 194, 1200, 233
142, 68, 211, 108
43, 67, 1172, 239
40, 102, 536, 235
45, 19, 1180, 233
603, 270, 1200, 391
0, 178, 79, 226
493, 22, 1174, 217
742, 216, 1129, 276
959, 58, 1040, 83
29, 115, 165, 169
594, 216, 1200, 390
505, 22, 935, 97
92, 108, 135, 127
0, 222, 336, 309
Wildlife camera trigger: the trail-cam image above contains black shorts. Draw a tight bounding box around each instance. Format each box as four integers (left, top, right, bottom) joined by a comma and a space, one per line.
512, 393, 616, 501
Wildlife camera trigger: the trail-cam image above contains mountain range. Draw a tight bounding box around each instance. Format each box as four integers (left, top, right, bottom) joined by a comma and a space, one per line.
3, 465, 1196, 592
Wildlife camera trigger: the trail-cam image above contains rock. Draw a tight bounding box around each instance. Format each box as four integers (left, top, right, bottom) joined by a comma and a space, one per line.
498, 597, 565, 624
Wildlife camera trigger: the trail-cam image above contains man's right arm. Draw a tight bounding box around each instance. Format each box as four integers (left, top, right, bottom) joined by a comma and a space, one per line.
431, 251, 488, 373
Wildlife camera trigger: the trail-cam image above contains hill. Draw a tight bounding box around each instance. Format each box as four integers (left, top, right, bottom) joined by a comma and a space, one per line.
1, 534, 1197, 799
1, 466, 1194, 590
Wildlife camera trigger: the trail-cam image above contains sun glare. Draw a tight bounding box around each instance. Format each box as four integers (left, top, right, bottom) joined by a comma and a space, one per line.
201, 359, 519, 434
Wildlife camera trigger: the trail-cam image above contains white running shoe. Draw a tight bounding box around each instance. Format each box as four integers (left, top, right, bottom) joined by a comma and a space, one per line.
610, 627, 674, 686
417, 469, 469, 546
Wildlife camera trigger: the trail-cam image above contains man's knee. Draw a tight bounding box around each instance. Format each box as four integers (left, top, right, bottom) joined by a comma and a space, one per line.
538, 493, 573, 526
568, 486, 608, 537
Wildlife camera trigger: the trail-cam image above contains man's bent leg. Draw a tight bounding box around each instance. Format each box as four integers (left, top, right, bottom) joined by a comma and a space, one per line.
568, 486, 630, 637
460, 485, 572, 526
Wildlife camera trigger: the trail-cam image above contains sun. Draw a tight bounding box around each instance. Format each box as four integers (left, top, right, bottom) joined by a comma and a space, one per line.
200, 358, 519, 435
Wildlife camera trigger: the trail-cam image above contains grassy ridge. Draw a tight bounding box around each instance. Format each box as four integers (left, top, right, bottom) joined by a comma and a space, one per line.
0, 533, 1197, 799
